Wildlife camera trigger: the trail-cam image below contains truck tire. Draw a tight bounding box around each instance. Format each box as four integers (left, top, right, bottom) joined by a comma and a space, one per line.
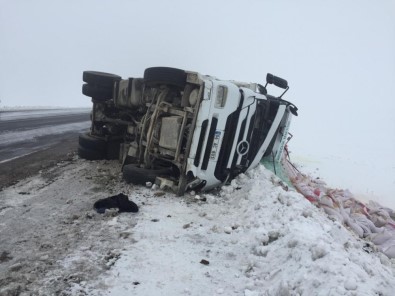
123, 164, 172, 185
106, 140, 121, 160
82, 84, 113, 100
79, 133, 107, 153
144, 67, 187, 88
78, 146, 106, 160
83, 71, 121, 87
79, 133, 122, 160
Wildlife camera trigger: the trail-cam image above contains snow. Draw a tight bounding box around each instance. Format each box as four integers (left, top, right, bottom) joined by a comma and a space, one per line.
0, 105, 394, 294
75, 165, 394, 295
1, 157, 394, 295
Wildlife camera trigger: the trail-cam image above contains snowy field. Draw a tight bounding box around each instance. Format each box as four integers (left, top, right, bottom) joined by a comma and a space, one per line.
1, 157, 394, 295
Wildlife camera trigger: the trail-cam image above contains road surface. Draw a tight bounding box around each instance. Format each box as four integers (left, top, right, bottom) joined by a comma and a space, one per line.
0, 108, 91, 188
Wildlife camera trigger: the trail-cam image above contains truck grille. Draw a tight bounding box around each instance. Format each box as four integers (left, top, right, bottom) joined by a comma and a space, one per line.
201, 117, 218, 170
214, 111, 239, 181
193, 119, 208, 167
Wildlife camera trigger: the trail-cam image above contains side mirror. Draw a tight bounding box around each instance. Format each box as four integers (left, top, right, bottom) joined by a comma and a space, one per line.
266, 73, 288, 89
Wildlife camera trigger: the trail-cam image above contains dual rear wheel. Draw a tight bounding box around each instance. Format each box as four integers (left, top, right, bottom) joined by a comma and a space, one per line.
78, 133, 121, 161
82, 71, 121, 101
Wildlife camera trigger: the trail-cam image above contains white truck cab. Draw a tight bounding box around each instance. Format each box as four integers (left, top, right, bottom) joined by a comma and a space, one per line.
185, 73, 296, 191
79, 67, 298, 195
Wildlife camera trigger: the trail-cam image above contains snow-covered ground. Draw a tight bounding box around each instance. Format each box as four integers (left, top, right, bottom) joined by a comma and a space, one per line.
85, 166, 395, 296
0, 107, 393, 295
1, 157, 394, 295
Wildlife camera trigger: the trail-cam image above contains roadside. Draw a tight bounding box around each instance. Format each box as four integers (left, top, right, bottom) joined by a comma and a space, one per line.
0, 154, 138, 295
0, 132, 79, 189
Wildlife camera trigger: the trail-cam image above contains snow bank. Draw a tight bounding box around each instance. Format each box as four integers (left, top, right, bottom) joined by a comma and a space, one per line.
82, 165, 395, 296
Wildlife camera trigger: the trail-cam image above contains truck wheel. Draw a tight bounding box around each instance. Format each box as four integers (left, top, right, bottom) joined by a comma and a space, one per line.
144, 67, 187, 88
82, 84, 113, 101
79, 133, 107, 153
106, 140, 122, 160
83, 71, 121, 87
78, 146, 106, 160
79, 133, 122, 160
123, 164, 172, 185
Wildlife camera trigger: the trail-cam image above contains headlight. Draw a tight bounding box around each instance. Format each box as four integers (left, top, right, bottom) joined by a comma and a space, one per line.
215, 85, 227, 108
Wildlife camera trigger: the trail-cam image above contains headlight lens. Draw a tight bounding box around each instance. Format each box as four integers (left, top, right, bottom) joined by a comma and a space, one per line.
215, 86, 227, 108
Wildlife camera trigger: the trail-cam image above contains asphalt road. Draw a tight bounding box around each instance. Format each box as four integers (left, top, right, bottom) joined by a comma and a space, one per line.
0, 109, 90, 163
0, 112, 90, 133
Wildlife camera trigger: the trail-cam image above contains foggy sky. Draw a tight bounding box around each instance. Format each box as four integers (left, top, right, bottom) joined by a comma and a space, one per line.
1, 0, 394, 202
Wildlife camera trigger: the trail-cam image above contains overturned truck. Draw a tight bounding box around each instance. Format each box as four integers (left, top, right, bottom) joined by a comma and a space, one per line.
79, 67, 298, 195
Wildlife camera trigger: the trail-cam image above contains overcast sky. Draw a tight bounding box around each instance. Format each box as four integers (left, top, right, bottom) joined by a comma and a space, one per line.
1, 0, 394, 203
